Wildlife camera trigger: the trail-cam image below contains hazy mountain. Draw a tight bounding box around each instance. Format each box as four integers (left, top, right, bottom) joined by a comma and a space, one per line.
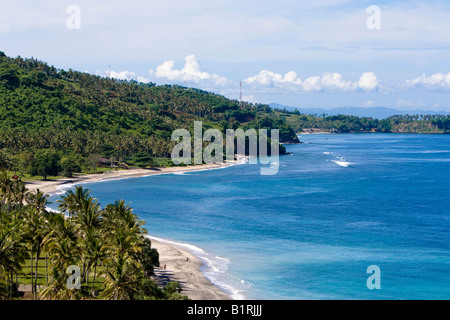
269, 103, 450, 120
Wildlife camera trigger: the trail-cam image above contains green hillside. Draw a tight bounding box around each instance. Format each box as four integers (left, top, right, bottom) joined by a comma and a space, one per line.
0, 52, 299, 177
273, 107, 450, 134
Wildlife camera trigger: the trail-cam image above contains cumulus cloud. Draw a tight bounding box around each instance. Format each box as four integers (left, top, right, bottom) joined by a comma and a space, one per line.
358, 72, 379, 92
244, 70, 301, 90
150, 55, 231, 87
109, 70, 137, 81
406, 73, 450, 91
244, 70, 379, 93
137, 76, 151, 83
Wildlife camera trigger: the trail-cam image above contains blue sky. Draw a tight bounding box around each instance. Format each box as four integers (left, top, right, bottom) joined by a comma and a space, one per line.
1, 0, 450, 111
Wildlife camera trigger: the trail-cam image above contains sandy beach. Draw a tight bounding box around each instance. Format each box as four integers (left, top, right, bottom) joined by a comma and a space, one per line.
24, 161, 241, 300
25, 162, 235, 196
148, 237, 231, 300
298, 130, 333, 134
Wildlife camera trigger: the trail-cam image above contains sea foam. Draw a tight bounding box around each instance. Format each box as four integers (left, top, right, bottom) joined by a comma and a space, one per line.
146, 235, 246, 300
331, 160, 354, 167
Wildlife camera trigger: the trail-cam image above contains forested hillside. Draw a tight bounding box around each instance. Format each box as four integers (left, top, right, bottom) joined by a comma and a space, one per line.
0, 52, 298, 177
273, 108, 450, 134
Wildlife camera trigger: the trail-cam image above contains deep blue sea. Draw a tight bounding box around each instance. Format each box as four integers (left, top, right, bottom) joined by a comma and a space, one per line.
49, 134, 450, 300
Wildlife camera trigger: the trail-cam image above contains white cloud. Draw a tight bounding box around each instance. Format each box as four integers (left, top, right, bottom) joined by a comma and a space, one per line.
137, 76, 151, 84
109, 70, 137, 81
244, 70, 378, 93
321, 72, 355, 91
150, 55, 231, 87
302, 76, 322, 92
406, 73, 450, 91
358, 72, 379, 92
244, 70, 301, 90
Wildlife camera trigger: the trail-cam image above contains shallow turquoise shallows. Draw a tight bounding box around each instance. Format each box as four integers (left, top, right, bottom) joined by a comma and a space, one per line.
49, 134, 450, 300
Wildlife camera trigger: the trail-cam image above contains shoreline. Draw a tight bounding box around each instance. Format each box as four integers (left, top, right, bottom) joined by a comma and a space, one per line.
25, 160, 244, 300
148, 236, 233, 300
25, 159, 243, 196
298, 131, 333, 135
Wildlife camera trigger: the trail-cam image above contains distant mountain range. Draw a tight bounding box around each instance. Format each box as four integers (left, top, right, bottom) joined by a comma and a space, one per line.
269, 103, 450, 120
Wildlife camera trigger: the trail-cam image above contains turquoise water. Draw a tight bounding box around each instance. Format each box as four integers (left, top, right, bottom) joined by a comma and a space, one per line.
49, 134, 450, 300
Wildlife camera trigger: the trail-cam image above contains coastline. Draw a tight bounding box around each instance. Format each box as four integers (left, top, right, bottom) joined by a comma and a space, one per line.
25, 160, 244, 300
148, 236, 232, 300
298, 131, 332, 135
25, 160, 241, 196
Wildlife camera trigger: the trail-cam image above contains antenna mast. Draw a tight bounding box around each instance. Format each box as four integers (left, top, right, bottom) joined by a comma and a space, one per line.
239, 81, 242, 108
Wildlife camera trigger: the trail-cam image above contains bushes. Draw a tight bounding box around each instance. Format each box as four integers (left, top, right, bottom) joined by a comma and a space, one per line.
60, 154, 82, 177
126, 152, 154, 168
29, 150, 60, 180
7, 150, 82, 179
133, 278, 188, 300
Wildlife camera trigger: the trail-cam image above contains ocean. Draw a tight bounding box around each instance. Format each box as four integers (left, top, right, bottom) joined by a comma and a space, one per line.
49, 134, 450, 300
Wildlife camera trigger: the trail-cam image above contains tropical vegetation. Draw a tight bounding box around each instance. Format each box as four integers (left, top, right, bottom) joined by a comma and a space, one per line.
273, 108, 450, 134
0, 51, 298, 181
0, 172, 187, 300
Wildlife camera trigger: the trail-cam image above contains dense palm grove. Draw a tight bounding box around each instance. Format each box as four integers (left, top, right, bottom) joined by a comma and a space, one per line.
0, 173, 187, 300
0, 51, 298, 179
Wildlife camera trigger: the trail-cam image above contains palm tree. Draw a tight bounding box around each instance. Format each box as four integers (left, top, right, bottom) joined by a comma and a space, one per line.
99, 200, 149, 300
71, 197, 102, 286
0, 212, 28, 299
24, 207, 50, 299
82, 228, 107, 296
100, 252, 139, 300
104, 200, 147, 234
73, 197, 102, 232
10, 179, 28, 208
0, 227, 17, 299
57, 186, 91, 217
0, 170, 12, 204
40, 238, 81, 300
41, 215, 81, 300
0, 151, 11, 171
26, 189, 50, 215
103, 200, 147, 258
